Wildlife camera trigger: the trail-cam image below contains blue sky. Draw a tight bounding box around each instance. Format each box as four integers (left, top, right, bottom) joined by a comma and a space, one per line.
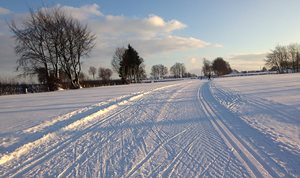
1, 0, 300, 79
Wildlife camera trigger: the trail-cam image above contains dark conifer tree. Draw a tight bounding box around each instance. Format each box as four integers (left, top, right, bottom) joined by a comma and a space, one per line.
119, 44, 144, 83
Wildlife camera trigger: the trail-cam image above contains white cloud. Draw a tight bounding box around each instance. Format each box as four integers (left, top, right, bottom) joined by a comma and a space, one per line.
178, 57, 204, 75
0, 7, 11, 15
56, 4, 102, 20
212, 43, 223, 48
131, 36, 209, 56
87, 13, 210, 58
90, 14, 187, 40
229, 52, 267, 58
227, 53, 267, 71
147, 15, 165, 27
0, 3, 221, 78
145, 15, 186, 32
38, 4, 214, 58
190, 57, 197, 65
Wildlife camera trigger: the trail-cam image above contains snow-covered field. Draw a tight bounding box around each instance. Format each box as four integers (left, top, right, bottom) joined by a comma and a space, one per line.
0, 74, 299, 177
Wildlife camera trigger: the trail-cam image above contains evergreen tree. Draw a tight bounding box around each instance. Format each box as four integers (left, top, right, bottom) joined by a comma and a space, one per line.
119, 44, 144, 83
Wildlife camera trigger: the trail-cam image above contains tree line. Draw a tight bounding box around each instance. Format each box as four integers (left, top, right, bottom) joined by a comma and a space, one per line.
88, 66, 113, 82
265, 43, 300, 73
9, 6, 225, 92
150, 63, 198, 79
10, 6, 296, 93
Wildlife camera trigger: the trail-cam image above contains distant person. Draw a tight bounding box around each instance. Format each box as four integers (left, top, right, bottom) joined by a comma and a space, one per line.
208, 73, 211, 80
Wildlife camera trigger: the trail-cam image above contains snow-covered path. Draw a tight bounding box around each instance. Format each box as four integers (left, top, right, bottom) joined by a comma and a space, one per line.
0, 78, 299, 177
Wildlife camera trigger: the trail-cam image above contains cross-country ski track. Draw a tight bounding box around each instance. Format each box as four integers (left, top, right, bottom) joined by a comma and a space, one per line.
0, 78, 299, 177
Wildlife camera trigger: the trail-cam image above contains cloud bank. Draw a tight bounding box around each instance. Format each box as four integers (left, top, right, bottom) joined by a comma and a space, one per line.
228, 53, 267, 71
51, 4, 102, 20
48, 4, 212, 57
0, 4, 219, 78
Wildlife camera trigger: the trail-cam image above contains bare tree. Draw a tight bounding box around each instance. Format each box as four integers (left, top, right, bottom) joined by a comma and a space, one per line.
151, 64, 168, 79
265, 52, 279, 72
9, 7, 95, 90
57, 16, 95, 88
137, 63, 147, 80
161, 65, 168, 77
111, 47, 126, 75
287, 43, 300, 72
150, 65, 160, 79
170, 63, 186, 78
202, 58, 212, 77
79, 72, 88, 81
88, 66, 97, 80
265, 43, 300, 73
288, 44, 297, 72
10, 9, 56, 90
98, 67, 113, 82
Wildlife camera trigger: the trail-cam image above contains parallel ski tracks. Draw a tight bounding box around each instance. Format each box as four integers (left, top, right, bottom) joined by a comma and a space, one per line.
197, 82, 279, 178
2, 81, 290, 177
210, 83, 297, 176
3, 102, 135, 177
1, 86, 175, 176
1, 83, 187, 177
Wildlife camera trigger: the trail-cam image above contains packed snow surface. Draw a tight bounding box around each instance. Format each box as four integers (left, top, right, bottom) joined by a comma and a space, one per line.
0, 74, 299, 177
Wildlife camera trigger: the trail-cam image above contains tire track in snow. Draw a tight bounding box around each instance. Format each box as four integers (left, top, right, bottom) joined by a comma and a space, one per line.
1, 83, 182, 177
197, 82, 277, 178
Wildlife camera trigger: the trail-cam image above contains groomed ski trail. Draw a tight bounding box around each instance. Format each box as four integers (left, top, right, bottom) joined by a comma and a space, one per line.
0, 80, 297, 177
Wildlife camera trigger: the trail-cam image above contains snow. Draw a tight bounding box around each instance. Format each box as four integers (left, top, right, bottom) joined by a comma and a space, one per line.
214, 73, 300, 108
0, 82, 182, 133
213, 73, 300, 152
0, 74, 299, 177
